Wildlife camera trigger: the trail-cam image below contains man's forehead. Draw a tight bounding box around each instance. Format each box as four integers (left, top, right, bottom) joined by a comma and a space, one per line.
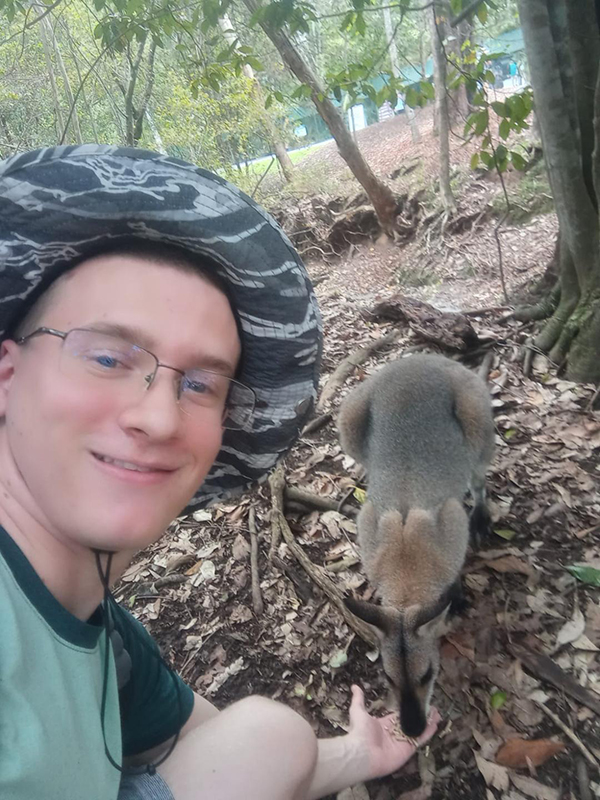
34, 253, 240, 370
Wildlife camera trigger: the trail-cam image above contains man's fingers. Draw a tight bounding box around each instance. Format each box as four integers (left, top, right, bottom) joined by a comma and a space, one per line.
350, 684, 366, 712
416, 707, 441, 746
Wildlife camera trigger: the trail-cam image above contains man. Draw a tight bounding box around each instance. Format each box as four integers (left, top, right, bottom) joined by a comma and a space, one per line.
0, 145, 439, 800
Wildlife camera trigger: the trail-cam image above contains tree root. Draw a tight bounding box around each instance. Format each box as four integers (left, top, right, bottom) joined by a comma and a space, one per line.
513, 283, 560, 322
285, 486, 358, 518
248, 507, 264, 616
269, 466, 377, 647
317, 329, 401, 410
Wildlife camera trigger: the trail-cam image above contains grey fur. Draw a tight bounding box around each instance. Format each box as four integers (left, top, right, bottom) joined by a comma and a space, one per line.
338, 354, 495, 736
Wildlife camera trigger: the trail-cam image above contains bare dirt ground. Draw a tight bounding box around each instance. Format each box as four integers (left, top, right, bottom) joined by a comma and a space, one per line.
116, 111, 600, 800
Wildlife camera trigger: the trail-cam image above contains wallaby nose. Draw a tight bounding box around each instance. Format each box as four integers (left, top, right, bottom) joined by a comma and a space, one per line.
399, 691, 427, 738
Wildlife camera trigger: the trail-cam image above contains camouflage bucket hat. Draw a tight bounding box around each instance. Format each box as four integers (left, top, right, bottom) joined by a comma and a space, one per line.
0, 144, 322, 510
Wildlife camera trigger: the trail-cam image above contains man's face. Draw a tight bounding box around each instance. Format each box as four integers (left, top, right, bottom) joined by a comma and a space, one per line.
0, 253, 241, 553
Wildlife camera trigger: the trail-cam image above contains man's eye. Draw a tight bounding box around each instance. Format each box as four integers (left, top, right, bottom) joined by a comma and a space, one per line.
183, 376, 211, 394
94, 354, 121, 368
419, 665, 433, 686
82, 350, 130, 370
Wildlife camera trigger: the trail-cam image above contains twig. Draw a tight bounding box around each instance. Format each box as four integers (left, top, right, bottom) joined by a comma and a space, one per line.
461, 306, 512, 317
326, 556, 361, 573
317, 329, 401, 410
586, 386, 600, 412
153, 574, 188, 589
532, 699, 600, 771
285, 486, 358, 518
478, 351, 494, 382
449, 0, 485, 27
251, 156, 275, 199
268, 463, 286, 560
0, 0, 64, 47
270, 468, 377, 647
576, 757, 593, 800
248, 507, 264, 615
523, 337, 534, 378
337, 486, 357, 513
301, 412, 332, 436
509, 642, 600, 716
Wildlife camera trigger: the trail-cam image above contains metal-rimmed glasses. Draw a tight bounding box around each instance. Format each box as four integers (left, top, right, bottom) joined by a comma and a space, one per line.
16, 327, 255, 431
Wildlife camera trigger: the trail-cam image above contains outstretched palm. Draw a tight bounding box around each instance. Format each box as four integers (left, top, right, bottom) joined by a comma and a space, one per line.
347, 685, 441, 780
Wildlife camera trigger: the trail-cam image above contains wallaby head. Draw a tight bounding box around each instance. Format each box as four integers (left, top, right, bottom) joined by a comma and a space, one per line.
345, 592, 451, 738
345, 502, 469, 738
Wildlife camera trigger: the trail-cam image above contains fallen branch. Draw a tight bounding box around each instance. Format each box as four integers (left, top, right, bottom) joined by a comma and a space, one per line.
461, 306, 512, 318
248, 507, 264, 616
326, 555, 361, 573
317, 329, 401, 410
370, 294, 481, 352
478, 351, 494, 382
509, 642, 600, 716
270, 467, 377, 647
523, 337, 534, 378
285, 486, 358, 518
533, 699, 600, 771
153, 574, 187, 590
268, 463, 286, 560
301, 412, 332, 436
577, 757, 593, 800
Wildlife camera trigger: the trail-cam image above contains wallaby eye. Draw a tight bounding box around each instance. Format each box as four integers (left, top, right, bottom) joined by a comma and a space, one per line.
383, 670, 398, 688
419, 665, 433, 686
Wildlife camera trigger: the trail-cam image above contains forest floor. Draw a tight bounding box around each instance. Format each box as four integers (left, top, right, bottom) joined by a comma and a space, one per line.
116, 106, 600, 800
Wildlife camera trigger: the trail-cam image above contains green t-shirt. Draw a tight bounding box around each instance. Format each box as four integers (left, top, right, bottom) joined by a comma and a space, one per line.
0, 526, 194, 800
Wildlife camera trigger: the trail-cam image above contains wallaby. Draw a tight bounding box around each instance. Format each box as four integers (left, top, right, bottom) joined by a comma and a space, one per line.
337, 354, 495, 738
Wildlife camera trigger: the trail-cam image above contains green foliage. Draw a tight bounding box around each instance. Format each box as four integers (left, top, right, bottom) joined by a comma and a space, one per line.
566, 565, 600, 587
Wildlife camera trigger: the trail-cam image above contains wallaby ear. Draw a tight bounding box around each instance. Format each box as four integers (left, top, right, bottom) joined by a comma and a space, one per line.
344, 596, 397, 637
414, 603, 451, 639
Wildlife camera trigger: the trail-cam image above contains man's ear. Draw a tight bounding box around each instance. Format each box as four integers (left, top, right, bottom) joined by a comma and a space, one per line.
0, 340, 18, 415
344, 596, 399, 639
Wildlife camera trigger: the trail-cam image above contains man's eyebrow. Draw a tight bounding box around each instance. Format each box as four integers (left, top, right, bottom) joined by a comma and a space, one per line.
86, 322, 237, 376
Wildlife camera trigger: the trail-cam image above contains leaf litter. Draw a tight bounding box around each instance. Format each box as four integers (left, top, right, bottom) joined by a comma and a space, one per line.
114, 128, 600, 799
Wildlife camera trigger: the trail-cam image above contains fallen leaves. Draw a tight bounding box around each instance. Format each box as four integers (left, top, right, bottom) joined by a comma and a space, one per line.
495, 738, 565, 768
481, 554, 535, 576
475, 753, 509, 791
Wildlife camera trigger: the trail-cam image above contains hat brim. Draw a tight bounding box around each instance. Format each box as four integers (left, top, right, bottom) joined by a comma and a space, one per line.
0, 145, 322, 510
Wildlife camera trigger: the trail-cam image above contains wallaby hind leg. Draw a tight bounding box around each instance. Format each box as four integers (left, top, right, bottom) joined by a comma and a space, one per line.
469, 468, 492, 548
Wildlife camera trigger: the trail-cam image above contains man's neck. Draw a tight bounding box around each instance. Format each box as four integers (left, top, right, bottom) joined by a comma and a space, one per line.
0, 499, 133, 621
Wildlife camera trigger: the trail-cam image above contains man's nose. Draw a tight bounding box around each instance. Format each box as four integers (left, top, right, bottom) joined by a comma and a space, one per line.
118, 369, 182, 440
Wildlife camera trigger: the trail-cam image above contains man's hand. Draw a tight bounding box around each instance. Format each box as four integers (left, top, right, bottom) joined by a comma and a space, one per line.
346, 684, 441, 781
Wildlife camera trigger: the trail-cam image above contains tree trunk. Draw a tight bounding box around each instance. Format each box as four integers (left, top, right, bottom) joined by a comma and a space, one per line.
218, 13, 294, 182
38, 13, 66, 141
382, 6, 420, 143
430, 2, 456, 212
60, 16, 99, 142
242, 0, 399, 236
517, 0, 600, 382
40, 13, 83, 144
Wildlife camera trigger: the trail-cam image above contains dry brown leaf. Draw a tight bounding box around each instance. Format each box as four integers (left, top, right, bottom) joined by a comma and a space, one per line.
555, 606, 585, 648
496, 738, 565, 768
475, 753, 509, 791
483, 555, 534, 576
444, 633, 476, 662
